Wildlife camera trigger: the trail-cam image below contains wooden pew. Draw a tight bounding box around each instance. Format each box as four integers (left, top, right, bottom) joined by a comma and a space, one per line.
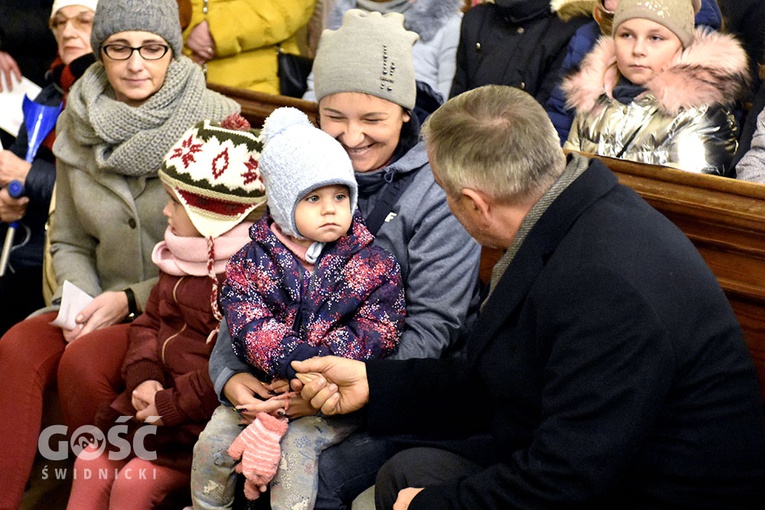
209, 83, 318, 127
213, 84, 765, 401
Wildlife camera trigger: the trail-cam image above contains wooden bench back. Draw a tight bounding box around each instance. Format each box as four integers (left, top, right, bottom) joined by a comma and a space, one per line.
212, 84, 765, 402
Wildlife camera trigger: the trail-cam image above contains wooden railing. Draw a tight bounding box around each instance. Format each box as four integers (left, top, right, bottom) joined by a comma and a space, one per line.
212, 83, 765, 401
209, 83, 318, 127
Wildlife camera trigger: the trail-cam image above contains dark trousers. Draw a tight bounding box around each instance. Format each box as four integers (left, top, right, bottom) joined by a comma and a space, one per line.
375, 447, 484, 510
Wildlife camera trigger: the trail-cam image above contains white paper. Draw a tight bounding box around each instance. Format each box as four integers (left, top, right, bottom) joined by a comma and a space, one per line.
0, 75, 42, 136
49, 280, 94, 332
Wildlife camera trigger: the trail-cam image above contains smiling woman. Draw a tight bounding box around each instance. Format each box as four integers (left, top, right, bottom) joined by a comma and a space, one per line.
0, 0, 241, 507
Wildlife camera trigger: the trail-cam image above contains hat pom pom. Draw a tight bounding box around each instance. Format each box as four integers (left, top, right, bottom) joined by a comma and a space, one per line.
220, 113, 251, 131
262, 107, 312, 144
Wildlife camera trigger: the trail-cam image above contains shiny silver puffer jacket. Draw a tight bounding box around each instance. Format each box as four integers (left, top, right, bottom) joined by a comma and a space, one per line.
562, 28, 750, 176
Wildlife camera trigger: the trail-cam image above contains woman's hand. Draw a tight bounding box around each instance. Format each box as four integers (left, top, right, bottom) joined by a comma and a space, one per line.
185, 21, 216, 65
223, 372, 288, 424
0, 187, 28, 222
0, 150, 32, 187
65, 290, 130, 342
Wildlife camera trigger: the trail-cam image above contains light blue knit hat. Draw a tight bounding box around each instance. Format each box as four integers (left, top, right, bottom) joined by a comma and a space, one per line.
259, 107, 358, 239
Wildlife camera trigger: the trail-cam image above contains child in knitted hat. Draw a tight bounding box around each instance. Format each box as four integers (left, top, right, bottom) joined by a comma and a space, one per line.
192, 106, 406, 509
562, 0, 749, 175
65, 113, 266, 510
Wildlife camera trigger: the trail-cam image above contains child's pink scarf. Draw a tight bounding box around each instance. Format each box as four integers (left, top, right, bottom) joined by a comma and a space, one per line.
152, 222, 253, 277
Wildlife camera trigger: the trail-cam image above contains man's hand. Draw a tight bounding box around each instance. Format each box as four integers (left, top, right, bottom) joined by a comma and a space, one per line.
291, 356, 370, 415
0, 51, 22, 92
223, 372, 288, 424
394, 488, 424, 510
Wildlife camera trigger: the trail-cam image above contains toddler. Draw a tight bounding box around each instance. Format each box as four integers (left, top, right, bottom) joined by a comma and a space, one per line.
65, 114, 266, 509
191, 106, 406, 509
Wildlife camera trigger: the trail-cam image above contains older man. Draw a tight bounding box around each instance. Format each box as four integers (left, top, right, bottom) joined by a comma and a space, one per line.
293, 85, 765, 509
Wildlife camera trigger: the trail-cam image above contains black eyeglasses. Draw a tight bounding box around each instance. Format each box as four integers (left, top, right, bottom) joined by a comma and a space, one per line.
102, 44, 170, 61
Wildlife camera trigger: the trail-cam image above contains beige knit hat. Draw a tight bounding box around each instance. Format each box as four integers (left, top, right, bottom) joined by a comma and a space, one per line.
159, 114, 267, 239
613, 0, 701, 47
313, 9, 419, 110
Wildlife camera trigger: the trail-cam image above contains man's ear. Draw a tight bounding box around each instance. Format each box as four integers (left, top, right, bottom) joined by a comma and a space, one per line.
461, 188, 492, 225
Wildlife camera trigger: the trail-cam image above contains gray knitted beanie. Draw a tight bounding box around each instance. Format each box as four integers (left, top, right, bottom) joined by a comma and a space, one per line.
91, 0, 183, 60
259, 107, 358, 240
613, 0, 701, 48
313, 9, 419, 110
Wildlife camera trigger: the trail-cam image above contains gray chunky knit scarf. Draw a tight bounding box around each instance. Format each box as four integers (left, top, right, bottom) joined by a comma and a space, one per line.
64, 56, 238, 177
485, 153, 590, 304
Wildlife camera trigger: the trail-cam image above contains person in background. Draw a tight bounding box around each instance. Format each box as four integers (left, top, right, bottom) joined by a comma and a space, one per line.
192, 10, 481, 509
448, 0, 590, 103
303, 0, 463, 102
0, 0, 97, 336
183, 0, 316, 94
0, 0, 57, 147
733, 69, 765, 184
292, 84, 765, 510
545, 0, 722, 144
0, 0, 57, 90
562, 0, 748, 175
0, 0, 239, 507
65, 113, 266, 510
716, 0, 765, 97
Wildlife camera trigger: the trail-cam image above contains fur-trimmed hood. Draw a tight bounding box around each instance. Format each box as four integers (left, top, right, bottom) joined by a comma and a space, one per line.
551, 0, 596, 21
563, 28, 749, 116
327, 0, 463, 42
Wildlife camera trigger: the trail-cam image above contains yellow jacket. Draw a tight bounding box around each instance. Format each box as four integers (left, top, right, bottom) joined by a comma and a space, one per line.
184, 0, 316, 93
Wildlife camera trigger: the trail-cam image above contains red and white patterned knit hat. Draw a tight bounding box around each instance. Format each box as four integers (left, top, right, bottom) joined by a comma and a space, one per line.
159, 114, 267, 239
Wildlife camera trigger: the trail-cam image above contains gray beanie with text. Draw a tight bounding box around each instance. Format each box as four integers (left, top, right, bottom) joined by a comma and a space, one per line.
313, 9, 419, 110
91, 0, 183, 60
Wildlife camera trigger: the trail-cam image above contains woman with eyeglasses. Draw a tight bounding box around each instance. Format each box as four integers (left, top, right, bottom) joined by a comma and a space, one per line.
0, 0, 98, 338
0, 0, 238, 507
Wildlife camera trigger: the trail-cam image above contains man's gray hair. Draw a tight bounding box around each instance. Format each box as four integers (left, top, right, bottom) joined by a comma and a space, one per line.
423, 85, 567, 202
